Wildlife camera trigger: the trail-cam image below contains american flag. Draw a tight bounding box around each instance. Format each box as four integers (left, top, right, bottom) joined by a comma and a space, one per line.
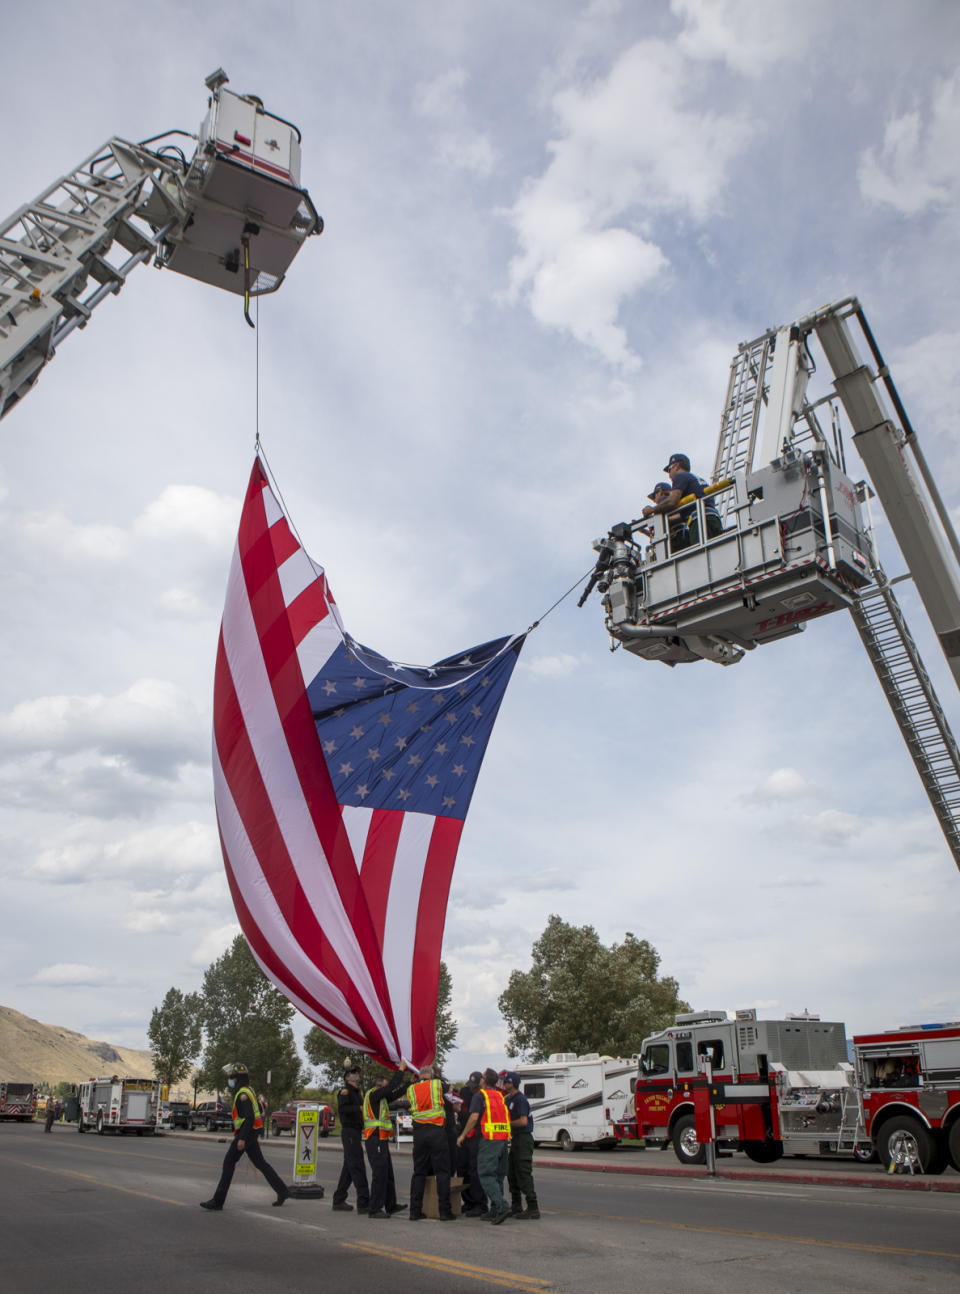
213, 459, 524, 1068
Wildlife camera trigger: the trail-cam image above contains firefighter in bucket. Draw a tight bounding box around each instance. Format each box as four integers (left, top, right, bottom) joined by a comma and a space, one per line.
200, 1063, 290, 1211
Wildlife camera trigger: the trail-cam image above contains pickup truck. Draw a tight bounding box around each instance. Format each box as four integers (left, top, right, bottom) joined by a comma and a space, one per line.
190, 1100, 233, 1132
269, 1100, 333, 1137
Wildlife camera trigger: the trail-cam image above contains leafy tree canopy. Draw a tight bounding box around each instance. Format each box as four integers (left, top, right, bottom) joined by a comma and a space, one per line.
198, 935, 305, 1101
304, 961, 458, 1090
148, 987, 203, 1088
497, 915, 689, 1062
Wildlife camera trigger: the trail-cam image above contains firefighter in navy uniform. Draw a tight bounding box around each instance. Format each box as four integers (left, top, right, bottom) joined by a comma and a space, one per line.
332, 1065, 370, 1212
362, 1071, 410, 1217
200, 1063, 289, 1211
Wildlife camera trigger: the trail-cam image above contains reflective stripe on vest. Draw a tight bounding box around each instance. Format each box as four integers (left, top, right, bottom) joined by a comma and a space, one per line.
480, 1088, 510, 1140
232, 1087, 263, 1131
363, 1088, 392, 1140
407, 1079, 445, 1125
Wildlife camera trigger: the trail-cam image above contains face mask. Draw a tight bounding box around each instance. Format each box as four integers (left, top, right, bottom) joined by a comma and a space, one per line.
228, 1078, 236, 1089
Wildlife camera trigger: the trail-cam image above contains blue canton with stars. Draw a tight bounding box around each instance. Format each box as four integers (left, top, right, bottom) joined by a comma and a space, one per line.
306, 634, 524, 821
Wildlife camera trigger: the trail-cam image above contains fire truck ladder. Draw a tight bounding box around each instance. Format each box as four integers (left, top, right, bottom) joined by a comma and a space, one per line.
0, 141, 182, 421
711, 333, 772, 522
849, 572, 960, 871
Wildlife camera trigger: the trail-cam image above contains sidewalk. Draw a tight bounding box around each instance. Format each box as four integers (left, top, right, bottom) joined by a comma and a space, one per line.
530, 1144, 960, 1193
173, 1129, 960, 1193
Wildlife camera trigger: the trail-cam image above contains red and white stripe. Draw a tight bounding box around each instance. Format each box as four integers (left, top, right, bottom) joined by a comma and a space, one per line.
213, 460, 459, 1068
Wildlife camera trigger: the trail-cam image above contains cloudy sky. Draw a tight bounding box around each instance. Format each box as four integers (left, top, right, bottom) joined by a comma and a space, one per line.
2, 0, 959, 1081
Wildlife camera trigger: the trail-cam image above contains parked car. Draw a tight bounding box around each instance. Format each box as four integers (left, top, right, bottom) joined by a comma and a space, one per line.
160, 1101, 192, 1130
190, 1100, 233, 1131
269, 1100, 333, 1137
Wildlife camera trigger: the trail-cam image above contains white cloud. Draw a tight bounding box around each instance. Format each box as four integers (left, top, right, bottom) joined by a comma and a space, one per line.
521, 652, 582, 679
803, 809, 863, 846
751, 767, 818, 802
33, 963, 109, 987
17, 510, 128, 563
858, 71, 960, 214
672, 0, 827, 76
134, 484, 240, 549
30, 820, 219, 886
0, 678, 205, 771
414, 67, 496, 178
507, 39, 751, 364
190, 922, 242, 968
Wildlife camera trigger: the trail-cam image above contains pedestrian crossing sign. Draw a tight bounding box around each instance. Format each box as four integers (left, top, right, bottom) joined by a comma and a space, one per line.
294, 1106, 320, 1180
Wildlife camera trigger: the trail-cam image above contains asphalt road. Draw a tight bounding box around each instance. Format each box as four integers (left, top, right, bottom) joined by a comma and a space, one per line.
2, 1124, 958, 1294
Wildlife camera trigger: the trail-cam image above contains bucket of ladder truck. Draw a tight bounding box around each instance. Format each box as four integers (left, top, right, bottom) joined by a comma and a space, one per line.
596, 454, 875, 665
142, 79, 322, 296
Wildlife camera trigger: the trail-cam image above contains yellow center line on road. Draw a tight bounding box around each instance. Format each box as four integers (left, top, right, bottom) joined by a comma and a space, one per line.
341, 1240, 553, 1292
551, 1208, 960, 1261
0, 1155, 185, 1207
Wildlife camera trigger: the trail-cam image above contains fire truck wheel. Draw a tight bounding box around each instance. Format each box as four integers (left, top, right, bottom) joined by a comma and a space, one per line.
853, 1143, 879, 1164
77, 1120, 86, 1133
672, 1114, 706, 1166
96, 1113, 105, 1136
947, 1121, 960, 1173
878, 1116, 939, 1173
743, 1140, 784, 1164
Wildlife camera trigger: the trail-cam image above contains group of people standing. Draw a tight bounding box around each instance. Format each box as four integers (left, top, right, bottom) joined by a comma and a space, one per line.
199, 1058, 541, 1225
334, 1062, 540, 1225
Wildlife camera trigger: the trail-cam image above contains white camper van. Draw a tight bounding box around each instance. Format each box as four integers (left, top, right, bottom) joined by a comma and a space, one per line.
514, 1054, 636, 1150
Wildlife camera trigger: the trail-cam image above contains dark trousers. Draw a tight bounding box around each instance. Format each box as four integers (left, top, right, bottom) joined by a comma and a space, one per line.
477, 1139, 508, 1214
508, 1131, 538, 1207
409, 1124, 451, 1217
212, 1131, 286, 1206
333, 1126, 369, 1206
364, 1136, 397, 1213
460, 1133, 485, 1210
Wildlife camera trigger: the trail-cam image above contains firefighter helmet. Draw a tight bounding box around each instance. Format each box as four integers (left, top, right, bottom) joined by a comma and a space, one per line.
222, 1061, 249, 1080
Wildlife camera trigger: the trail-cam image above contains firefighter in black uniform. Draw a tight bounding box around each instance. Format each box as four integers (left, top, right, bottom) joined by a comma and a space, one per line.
332, 1065, 370, 1212
200, 1063, 289, 1211
362, 1070, 410, 1217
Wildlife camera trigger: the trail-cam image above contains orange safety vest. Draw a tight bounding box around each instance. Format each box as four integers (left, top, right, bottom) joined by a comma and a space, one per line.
363, 1087, 393, 1140
232, 1087, 263, 1132
407, 1079, 445, 1126
480, 1088, 510, 1141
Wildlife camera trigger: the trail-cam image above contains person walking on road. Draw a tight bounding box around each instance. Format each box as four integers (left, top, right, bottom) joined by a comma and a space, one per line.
500, 1071, 540, 1218
362, 1070, 410, 1218
332, 1065, 370, 1213
457, 1068, 511, 1224
200, 1063, 289, 1211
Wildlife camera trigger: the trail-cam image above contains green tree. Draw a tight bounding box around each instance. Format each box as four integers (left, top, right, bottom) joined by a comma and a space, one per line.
497, 915, 689, 1061
199, 935, 305, 1102
148, 987, 203, 1088
303, 960, 458, 1089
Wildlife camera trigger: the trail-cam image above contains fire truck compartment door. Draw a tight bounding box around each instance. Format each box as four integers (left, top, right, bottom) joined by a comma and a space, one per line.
126, 1093, 149, 1121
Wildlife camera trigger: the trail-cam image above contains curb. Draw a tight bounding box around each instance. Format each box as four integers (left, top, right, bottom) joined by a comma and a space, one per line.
532, 1154, 960, 1194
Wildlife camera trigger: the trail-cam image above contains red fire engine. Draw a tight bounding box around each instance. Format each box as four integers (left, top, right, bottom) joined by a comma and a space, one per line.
854, 1023, 960, 1174
631, 1010, 960, 1174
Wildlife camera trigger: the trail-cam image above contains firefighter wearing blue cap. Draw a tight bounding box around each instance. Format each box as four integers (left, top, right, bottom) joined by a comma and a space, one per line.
500, 1071, 540, 1219
641, 453, 722, 550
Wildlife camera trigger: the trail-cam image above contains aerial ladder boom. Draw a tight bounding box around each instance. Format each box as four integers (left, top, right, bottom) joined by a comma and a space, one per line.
0, 68, 321, 422
585, 298, 960, 872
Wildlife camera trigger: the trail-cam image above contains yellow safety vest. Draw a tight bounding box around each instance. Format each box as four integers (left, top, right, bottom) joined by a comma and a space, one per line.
232, 1086, 263, 1131
407, 1079, 445, 1125
363, 1087, 393, 1140
480, 1089, 510, 1141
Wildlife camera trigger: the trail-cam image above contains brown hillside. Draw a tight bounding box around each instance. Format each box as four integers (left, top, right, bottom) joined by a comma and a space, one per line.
0, 1004, 156, 1087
